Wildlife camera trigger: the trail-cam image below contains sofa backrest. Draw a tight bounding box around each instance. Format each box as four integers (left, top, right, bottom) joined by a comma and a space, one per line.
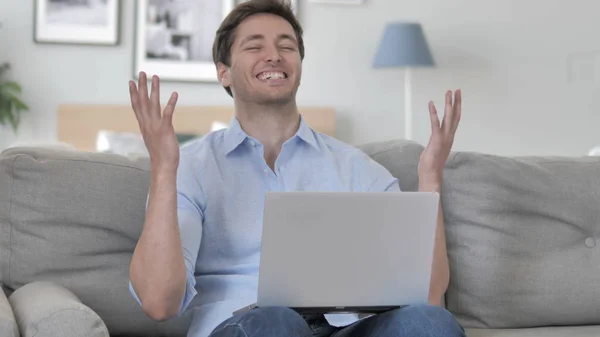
360, 139, 600, 329
0, 147, 191, 336
2, 140, 600, 333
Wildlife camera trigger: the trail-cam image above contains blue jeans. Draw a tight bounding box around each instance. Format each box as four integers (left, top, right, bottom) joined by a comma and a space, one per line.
208, 305, 466, 337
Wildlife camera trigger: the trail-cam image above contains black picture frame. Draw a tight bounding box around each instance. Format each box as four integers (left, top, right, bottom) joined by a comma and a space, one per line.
132, 0, 237, 83
34, 0, 121, 46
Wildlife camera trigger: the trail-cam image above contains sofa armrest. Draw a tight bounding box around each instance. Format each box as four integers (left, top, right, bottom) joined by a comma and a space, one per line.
8, 281, 109, 337
0, 285, 19, 337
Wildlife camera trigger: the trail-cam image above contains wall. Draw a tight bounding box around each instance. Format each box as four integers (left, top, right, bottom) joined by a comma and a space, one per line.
1, 0, 599, 156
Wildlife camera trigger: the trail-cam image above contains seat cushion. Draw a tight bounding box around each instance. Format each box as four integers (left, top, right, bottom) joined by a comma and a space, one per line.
442, 152, 600, 328
9, 281, 109, 337
0, 147, 192, 336
0, 285, 18, 337
466, 326, 600, 337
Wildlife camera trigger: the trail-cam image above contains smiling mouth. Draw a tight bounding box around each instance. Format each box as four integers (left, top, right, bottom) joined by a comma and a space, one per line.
257, 71, 288, 80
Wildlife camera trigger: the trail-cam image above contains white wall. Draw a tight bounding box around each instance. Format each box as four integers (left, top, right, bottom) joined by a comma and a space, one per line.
1, 0, 599, 156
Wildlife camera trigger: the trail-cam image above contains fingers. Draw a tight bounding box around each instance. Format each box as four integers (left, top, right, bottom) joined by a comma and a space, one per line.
453, 89, 462, 132
138, 71, 149, 112
431, 89, 462, 137
129, 80, 138, 108
129, 80, 144, 122
162, 92, 179, 126
149, 75, 161, 118
428, 101, 440, 134
131, 72, 178, 129
442, 90, 453, 131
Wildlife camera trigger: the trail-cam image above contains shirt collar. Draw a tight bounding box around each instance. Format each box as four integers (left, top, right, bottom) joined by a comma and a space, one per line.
222, 114, 320, 155
294, 115, 320, 151
223, 117, 247, 155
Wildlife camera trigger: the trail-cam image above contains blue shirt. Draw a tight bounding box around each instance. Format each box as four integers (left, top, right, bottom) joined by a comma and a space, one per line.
130, 116, 400, 337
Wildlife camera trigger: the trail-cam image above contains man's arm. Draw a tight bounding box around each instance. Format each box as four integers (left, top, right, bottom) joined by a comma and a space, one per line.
129, 153, 205, 321
366, 90, 460, 307
419, 179, 449, 307
129, 169, 187, 321
417, 89, 461, 306
127, 73, 202, 321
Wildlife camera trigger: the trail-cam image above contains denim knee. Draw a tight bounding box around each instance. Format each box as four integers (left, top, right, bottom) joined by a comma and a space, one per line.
209, 307, 312, 337
391, 304, 465, 337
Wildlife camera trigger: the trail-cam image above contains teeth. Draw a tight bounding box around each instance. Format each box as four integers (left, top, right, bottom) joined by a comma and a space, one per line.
258, 72, 285, 80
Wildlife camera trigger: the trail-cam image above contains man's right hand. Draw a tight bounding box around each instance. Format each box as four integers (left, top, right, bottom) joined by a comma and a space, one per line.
129, 71, 180, 173
128, 75, 187, 322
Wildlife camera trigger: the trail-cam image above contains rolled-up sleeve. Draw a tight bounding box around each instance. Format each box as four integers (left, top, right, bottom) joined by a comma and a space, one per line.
176, 188, 204, 314
356, 152, 401, 192
129, 152, 205, 316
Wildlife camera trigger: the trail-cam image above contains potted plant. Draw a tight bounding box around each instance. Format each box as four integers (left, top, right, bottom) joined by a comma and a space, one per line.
0, 62, 28, 132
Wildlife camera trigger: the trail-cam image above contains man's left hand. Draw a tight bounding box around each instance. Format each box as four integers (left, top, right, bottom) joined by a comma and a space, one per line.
418, 89, 462, 187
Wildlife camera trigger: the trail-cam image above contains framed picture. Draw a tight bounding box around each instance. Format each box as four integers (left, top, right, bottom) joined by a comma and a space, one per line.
34, 0, 121, 45
134, 0, 236, 83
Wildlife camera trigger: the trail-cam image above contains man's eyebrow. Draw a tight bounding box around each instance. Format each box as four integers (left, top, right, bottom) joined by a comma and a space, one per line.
239, 33, 298, 46
239, 34, 264, 46
278, 33, 298, 44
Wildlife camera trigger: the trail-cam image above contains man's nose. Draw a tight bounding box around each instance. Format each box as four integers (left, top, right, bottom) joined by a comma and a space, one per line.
264, 47, 282, 63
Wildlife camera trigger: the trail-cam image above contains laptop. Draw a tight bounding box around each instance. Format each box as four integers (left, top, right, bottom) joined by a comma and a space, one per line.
234, 191, 439, 316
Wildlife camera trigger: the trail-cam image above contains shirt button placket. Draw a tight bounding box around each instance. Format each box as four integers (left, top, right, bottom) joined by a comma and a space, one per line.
263, 168, 278, 191
277, 166, 284, 191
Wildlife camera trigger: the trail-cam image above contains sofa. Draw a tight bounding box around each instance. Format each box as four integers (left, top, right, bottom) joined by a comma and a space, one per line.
0, 139, 599, 337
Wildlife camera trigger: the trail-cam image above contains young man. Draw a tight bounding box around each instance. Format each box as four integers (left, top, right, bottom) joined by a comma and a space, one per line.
127, 0, 465, 336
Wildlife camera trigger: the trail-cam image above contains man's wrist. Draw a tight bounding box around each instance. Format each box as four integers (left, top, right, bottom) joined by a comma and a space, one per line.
151, 166, 178, 182
418, 173, 442, 193
419, 183, 441, 193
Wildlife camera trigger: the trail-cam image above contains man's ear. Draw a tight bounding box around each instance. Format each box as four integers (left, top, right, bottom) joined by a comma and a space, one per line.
217, 62, 231, 87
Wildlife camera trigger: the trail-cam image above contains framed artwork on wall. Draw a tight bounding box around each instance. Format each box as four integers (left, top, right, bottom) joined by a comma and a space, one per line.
133, 0, 236, 83
34, 0, 121, 45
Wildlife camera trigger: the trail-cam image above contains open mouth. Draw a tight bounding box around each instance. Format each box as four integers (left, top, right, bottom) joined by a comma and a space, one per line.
256, 71, 288, 80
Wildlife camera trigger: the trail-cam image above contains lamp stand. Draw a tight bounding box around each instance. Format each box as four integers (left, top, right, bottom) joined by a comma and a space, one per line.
404, 67, 412, 140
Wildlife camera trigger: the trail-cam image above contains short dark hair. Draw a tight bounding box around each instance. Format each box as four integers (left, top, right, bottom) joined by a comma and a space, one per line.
212, 0, 305, 97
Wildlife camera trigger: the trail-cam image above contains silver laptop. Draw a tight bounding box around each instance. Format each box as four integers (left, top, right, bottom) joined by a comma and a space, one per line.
236, 191, 439, 316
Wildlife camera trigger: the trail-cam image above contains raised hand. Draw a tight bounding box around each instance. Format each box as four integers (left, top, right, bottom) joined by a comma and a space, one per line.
129, 71, 180, 173
418, 89, 462, 184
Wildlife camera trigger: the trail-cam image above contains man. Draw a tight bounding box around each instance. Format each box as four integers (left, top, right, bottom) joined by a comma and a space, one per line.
127, 0, 465, 336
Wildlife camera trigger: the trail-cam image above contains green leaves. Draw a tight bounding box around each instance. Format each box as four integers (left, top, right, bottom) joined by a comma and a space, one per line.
0, 62, 29, 132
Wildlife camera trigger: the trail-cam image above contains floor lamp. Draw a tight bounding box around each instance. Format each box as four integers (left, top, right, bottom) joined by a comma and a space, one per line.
373, 23, 435, 140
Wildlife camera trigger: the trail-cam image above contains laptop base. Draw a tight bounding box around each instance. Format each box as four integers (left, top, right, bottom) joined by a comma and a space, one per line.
234, 304, 405, 316
291, 305, 405, 315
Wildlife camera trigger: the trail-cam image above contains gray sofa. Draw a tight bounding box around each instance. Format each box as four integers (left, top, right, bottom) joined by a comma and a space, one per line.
0, 139, 598, 337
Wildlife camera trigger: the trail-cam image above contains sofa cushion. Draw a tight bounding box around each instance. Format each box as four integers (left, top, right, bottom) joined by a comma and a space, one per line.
442, 152, 600, 328
0, 147, 192, 336
466, 326, 600, 337
9, 281, 109, 337
0, 284, 18, 337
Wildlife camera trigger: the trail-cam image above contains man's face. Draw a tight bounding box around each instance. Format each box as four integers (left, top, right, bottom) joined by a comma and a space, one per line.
218, 13, 302, 105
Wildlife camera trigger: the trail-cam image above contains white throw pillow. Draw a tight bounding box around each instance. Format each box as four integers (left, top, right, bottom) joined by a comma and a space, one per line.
7, 141, 77, 151
96, 130, 148, 156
